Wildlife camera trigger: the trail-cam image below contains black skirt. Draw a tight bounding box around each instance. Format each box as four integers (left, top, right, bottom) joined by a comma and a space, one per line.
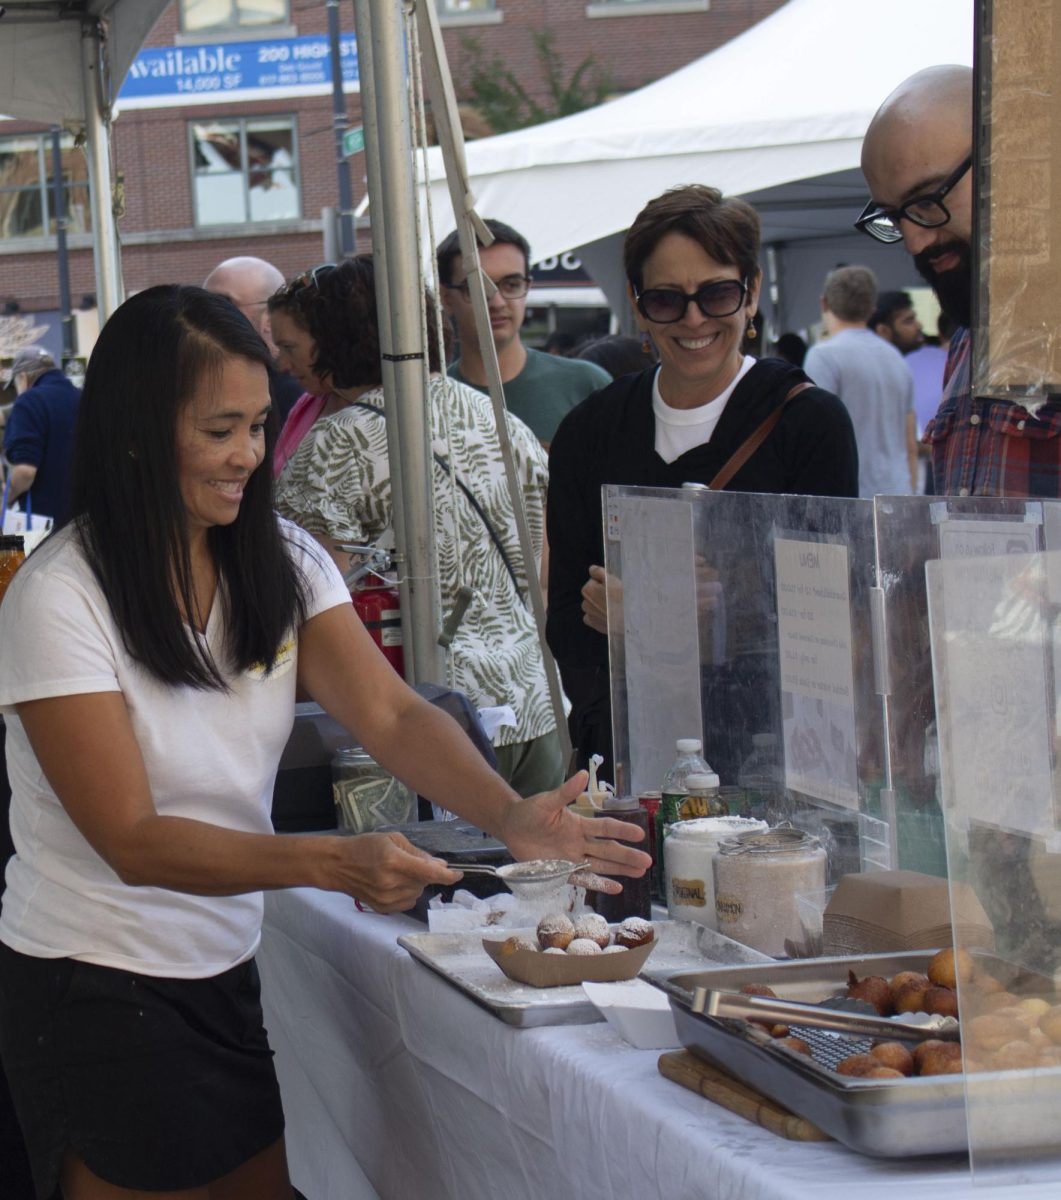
0, 942, 285, 1198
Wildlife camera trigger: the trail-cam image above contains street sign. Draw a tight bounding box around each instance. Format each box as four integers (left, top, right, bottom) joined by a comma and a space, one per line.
342, 125, 365, 157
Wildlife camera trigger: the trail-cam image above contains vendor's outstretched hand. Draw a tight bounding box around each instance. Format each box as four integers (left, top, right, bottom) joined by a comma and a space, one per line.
327, 830, 461, 913
496, 771, 652, 894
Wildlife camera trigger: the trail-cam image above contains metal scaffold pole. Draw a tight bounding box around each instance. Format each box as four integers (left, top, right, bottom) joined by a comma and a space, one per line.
351, 0, 444, 686
80, 19, 123, 320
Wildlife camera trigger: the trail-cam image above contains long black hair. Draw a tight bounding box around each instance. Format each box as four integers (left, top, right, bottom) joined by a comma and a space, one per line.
67, 284, 309, 689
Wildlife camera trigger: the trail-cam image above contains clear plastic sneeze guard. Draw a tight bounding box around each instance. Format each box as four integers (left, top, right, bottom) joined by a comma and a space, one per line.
927, 546, 1061, 1184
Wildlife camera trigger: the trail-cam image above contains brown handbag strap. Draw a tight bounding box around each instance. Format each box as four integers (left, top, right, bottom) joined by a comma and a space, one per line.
707, 381, 813, 491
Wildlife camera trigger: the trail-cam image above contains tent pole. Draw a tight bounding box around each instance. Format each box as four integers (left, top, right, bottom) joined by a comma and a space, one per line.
80, 20, 123, 320
354, 0, 444, 686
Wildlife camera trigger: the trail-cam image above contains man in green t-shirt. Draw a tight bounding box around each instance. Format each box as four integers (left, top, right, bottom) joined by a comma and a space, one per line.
437, 220, 611, 447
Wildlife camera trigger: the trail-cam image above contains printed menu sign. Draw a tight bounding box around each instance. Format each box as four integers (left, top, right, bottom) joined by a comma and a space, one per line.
774, 536, 858, 810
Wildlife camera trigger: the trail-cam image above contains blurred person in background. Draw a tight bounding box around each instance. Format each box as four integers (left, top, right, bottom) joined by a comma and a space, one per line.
2, 346, 80, 525
204, 255, 302, 427
575, 334, 654, 380
804, 265, 917, 497
437, 220, 610, 448
868, 289, 925, 355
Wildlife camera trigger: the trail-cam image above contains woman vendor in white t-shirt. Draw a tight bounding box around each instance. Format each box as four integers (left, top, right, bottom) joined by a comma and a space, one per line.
0, 284, 650, 1200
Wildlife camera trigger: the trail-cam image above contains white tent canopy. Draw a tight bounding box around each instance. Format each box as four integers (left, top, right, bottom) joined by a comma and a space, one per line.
0, 1, 169, 316
424, 0, 974, 331
0, 1, 168, 125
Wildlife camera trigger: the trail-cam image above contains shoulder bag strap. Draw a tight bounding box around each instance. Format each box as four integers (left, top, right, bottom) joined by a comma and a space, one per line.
707, 381, 813, 491
346, 400, 524, 599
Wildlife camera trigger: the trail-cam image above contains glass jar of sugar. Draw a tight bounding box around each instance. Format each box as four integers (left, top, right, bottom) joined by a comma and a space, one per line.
713, 827, 826, 956
664, 816, 768, 928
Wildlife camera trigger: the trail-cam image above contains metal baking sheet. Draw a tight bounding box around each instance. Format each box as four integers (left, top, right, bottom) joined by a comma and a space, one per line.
398, 919, 771, 1028
646, 951, 1061, 1158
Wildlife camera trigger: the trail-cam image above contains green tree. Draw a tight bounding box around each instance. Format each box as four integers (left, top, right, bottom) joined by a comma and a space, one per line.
458, 29, 612, 135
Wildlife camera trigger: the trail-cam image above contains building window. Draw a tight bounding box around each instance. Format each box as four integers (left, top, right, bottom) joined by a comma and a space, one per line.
180, 0, 288, 35
0, 132, 91, 240
438, 0, 496, 12
586, 0, 708, 14
190, 117, 299, 227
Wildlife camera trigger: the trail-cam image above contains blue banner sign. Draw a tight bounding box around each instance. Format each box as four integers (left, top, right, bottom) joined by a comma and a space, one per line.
118, 33, 360, 110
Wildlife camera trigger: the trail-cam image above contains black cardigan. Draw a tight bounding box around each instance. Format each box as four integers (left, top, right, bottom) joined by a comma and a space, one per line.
545, 358, 859, 673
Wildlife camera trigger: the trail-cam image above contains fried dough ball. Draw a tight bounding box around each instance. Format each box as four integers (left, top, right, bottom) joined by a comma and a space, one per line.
536, 914, 575, 951
923, 985, 959, 1019
499, 935, 537, 955
566, 937, 602, 955
967, 1013, 1025, 1053
990, 1040, 1040, 1071
1037, 1005, 1061, 1045
893, 981, 931, 1015
775, 1036, 812, 1056
1017, 997, 1052, 1023
572, 913, 611, 948
927, 947, 974, 990
865, 1066, 905, 1079
870, 1041, 914, 1076
739, 984, 787, 1037
836, 1053, 878, 1077
918, 1044, 964, 1075
980, 991, 1021, 1014
912, 1039, 951, 1073
846, 971, 893, 1016
614, 917, 654, 949
889, 972, 929, 1007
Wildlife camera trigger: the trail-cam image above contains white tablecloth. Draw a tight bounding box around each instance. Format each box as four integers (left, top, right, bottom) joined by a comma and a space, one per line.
258, 889, 1048, 1200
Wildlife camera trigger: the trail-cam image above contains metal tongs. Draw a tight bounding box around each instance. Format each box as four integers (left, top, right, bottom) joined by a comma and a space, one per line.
691, 988, 961, 1043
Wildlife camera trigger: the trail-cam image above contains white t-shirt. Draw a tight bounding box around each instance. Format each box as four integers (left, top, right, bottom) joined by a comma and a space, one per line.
0, 519, 350, 978
653, 356, 756, 464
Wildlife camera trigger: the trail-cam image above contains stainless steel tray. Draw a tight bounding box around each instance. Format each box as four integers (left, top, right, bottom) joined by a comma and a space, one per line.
398, 919, 771, 1028
646, 951, 1061, 1158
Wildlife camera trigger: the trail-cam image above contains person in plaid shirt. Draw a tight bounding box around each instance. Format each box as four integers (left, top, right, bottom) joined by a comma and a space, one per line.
858, 64, 1061, 498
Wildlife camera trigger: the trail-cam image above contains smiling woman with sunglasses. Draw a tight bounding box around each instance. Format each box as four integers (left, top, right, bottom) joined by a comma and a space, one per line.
545, 184, 858, 778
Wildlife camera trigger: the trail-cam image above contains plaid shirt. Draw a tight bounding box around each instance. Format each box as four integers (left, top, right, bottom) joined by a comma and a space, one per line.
925, 327, 1061, 496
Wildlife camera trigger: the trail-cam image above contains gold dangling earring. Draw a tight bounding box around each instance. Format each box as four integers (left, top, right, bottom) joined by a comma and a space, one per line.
746, 319, 758, 341
640, 332, 654, 356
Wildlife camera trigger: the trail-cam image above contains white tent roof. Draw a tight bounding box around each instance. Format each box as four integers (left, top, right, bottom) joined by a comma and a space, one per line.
0, 0, 169, 125
425, 0, 974, 259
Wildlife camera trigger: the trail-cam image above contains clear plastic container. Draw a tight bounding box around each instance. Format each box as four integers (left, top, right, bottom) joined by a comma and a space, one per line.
331, 746, 416, 834
656, 738, 713, 894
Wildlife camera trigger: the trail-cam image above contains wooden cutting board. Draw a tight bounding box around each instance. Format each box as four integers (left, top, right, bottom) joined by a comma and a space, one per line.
658, 1050, 831, 1142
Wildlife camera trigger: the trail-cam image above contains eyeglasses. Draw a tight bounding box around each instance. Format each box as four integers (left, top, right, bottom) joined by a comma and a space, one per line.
444, 273, 531, 300
855, 155, 972, 244
634, 278, 748, 324
277, 263, 336, 297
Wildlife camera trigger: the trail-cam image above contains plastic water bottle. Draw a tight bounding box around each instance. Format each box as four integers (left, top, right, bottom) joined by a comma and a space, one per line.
737, 732, 786, 823
655, 738, 713, 896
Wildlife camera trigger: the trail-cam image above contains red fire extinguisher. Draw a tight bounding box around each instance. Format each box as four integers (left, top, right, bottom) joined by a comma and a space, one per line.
352, 579, 405, 677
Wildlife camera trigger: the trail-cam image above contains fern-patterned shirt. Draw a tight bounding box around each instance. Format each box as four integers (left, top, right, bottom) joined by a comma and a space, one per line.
274, 376, 554, 747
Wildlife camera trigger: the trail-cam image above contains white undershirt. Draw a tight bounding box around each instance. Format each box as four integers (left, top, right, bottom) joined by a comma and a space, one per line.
652, 356, 756, 464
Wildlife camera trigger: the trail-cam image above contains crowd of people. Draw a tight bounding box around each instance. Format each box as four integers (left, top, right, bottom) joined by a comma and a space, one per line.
0, 58, 1057, 1200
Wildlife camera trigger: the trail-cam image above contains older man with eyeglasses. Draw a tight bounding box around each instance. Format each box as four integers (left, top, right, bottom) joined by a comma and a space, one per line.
859, 64, 1061, 499
437, 220, 610, 448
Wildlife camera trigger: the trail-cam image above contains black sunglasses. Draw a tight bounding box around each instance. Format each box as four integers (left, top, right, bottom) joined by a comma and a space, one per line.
277, 263, 337, 297
855, 155, 973, 244
635, 278, 748, 324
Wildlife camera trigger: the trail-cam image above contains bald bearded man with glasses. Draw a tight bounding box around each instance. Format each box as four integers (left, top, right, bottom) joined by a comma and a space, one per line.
858, 65, 1061, 498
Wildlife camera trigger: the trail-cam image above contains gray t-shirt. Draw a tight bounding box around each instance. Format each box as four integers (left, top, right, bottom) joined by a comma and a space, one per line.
804, 328, 914, 498
450, 347, 610, 443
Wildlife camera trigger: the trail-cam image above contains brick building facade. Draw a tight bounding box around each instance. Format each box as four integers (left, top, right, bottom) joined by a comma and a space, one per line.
0, 0, 786, 344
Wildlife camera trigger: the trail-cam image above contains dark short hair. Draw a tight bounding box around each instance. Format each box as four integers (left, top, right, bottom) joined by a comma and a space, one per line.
69, 284, 308, 689
869, 289, 914, 329
436, 218, 531, 286
623, 185, 761, 293
576, 334, 654, 378
269, 256, 443, 390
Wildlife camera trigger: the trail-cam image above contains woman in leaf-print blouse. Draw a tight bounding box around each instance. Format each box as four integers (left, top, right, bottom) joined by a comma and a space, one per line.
271, 256, 567, 799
